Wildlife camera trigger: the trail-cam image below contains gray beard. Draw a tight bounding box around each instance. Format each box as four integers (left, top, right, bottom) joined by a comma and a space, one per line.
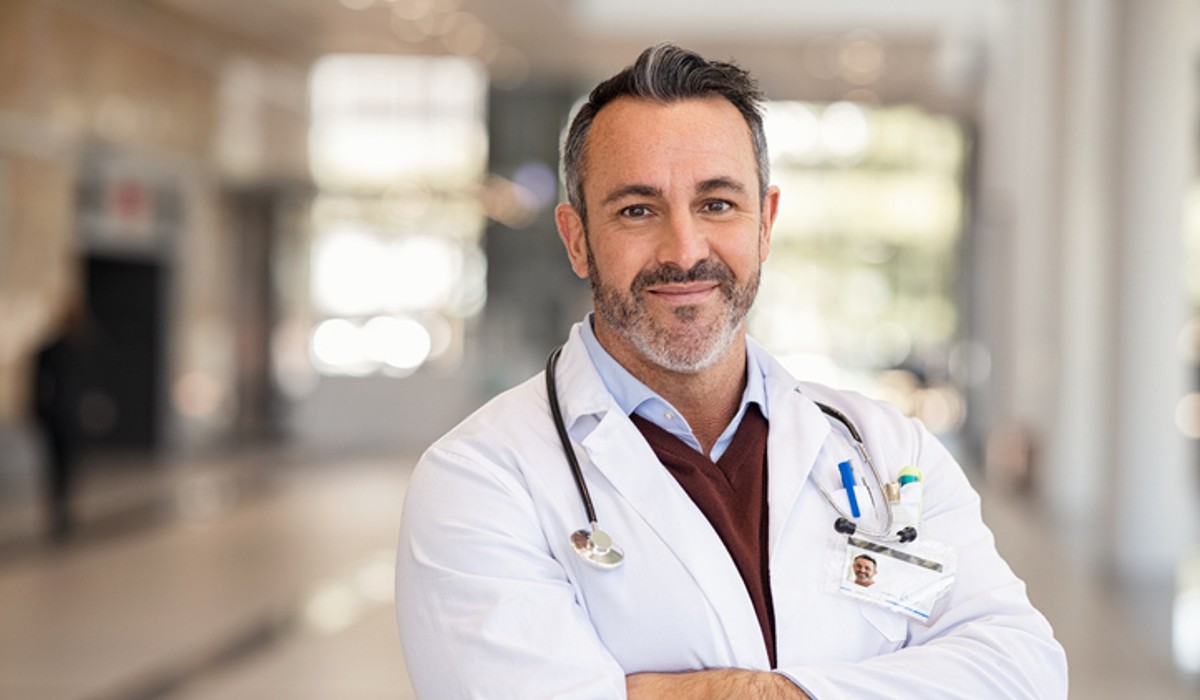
587, 245, 759, 374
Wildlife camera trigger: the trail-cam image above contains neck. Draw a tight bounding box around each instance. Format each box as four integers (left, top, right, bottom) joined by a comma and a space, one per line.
595, 323, 748, 455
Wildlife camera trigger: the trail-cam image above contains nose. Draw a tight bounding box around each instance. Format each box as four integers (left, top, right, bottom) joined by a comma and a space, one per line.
656, 210, 710, 270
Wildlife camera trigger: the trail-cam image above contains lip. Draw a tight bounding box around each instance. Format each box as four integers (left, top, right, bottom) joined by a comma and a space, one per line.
645, 282, 719, 304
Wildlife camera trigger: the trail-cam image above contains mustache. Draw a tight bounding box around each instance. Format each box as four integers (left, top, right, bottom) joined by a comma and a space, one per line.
630, 258, 736, 295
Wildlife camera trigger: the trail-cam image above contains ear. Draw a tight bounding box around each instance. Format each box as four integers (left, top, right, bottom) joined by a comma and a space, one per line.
758, 185, 781, 263
555, 203, 590, 279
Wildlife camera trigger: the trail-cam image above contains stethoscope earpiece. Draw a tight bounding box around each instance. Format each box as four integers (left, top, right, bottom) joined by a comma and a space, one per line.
834, 517, 858, 536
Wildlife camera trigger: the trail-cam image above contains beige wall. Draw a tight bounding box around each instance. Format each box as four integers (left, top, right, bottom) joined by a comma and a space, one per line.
0, 0, 310, 435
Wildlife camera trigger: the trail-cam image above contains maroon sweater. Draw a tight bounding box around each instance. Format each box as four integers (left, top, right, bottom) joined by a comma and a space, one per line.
630, 404, 776, 668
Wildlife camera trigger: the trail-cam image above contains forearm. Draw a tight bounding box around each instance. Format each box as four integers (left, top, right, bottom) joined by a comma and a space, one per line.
627, 669, 810, 699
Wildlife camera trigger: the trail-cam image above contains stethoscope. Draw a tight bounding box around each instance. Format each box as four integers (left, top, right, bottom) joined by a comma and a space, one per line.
546, 346, 917, 570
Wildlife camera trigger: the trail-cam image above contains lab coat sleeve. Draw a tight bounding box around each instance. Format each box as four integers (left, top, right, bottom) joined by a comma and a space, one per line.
778, 419, 1069, 699
395, 443, 628, 700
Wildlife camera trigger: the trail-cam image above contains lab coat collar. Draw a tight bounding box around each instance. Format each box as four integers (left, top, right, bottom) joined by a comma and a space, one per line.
553, 323, 617, 430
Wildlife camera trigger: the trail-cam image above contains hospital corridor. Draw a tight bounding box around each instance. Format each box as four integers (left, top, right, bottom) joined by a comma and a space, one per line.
2, 0, 1200, 698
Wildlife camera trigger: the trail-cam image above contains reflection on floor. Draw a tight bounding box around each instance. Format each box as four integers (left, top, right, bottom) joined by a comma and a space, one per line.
0, 451, 1195, 699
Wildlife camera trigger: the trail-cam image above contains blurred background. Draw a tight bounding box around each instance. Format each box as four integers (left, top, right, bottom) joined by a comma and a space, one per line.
0, 0, 1198, 697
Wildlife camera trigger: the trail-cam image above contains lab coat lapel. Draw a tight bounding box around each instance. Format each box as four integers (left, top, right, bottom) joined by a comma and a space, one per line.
555, 329, 768, 668
760, 353, 832, 558
579, 412, 769, 668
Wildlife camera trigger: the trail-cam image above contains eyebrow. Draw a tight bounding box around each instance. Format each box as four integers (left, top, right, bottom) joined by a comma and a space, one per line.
601, 184, 662, 207
695, 177, 748, 195
600, 177, 748, 208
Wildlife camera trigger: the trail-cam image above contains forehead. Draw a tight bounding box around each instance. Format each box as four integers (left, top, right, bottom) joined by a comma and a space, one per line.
581, 96, 757, 193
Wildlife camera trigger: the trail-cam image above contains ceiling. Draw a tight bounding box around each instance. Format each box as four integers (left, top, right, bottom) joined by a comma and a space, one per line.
145, 0, 1004, 111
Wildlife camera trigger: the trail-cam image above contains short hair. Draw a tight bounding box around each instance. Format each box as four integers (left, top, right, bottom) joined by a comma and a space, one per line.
560, 43, 770, 223
854, 554, 877, 567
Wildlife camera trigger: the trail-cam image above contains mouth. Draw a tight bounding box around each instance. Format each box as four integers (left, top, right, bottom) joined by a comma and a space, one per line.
645, 282, 720, 305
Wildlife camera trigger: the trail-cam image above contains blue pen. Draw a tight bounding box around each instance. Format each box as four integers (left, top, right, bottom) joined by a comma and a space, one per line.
838, 460, 861, 518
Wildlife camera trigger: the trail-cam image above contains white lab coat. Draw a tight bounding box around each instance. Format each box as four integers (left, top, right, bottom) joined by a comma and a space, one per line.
395, 325, 1068, 699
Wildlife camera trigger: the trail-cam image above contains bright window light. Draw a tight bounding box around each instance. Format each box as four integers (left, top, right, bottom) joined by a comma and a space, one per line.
305, 53, 488, 378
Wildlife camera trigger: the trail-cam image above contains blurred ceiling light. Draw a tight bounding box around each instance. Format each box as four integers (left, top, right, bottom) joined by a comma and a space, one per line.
363, 315, 432, 371
765, 102, 821, 164
385, 235, 462, 310
311, 318, 378, 376
820, 101, 871, 163
312, 229, 388, 316
840, 30, 885, 85
309, 55, 487, 188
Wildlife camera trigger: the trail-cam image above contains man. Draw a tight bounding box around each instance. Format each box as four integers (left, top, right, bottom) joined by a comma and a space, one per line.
396, 43, 1067, 699
852, 554, 877, 588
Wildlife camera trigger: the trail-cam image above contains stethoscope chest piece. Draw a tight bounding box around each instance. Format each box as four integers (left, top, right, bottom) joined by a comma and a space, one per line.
571, 525, 624, 569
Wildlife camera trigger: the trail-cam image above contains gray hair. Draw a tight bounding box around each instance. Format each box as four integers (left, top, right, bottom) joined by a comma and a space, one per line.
560, 43, 770, 224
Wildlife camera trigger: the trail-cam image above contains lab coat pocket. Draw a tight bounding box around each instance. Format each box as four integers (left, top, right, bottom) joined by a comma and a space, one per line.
858, 603, 908, 647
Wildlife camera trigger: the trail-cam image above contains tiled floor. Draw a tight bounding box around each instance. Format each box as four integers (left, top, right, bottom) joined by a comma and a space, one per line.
0, 451, 1195, 699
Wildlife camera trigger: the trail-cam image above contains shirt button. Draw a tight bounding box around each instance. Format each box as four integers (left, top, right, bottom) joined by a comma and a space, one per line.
664, 410, 676, 421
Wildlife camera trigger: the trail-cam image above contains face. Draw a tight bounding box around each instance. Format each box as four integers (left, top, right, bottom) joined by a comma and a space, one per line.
853, 557, 876, 586
556, 97, 779, 375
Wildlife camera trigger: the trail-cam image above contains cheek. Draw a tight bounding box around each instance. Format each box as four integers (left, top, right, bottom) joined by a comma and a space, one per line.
590, 240, 648, 282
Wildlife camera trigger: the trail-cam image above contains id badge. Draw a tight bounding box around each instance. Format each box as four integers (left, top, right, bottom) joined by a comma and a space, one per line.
826, 532, 957, 622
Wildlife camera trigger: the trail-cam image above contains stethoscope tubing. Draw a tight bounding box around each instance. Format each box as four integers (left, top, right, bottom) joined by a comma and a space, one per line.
546, 345, 598, 526
545, 345, 913, 568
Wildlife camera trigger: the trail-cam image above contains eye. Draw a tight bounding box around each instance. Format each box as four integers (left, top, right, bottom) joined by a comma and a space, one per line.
702, 200, 733, 214
619, 204, 652, 218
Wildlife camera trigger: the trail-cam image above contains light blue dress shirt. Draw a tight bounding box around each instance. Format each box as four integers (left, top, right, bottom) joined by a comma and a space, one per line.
578, 314, 768, 462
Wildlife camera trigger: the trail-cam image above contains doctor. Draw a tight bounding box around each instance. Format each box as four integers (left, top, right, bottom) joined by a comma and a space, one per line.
395, 43, 1068, 699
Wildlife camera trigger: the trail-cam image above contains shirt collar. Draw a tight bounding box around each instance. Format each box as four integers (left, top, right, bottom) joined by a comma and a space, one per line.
577, 313, 770, 422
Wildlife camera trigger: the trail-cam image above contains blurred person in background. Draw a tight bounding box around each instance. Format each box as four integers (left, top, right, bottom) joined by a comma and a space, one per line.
32, 292, 90, 542
395, 43, 1067, 699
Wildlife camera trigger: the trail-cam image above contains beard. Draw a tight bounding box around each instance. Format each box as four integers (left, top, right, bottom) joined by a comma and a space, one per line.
587, 242, 760, 374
